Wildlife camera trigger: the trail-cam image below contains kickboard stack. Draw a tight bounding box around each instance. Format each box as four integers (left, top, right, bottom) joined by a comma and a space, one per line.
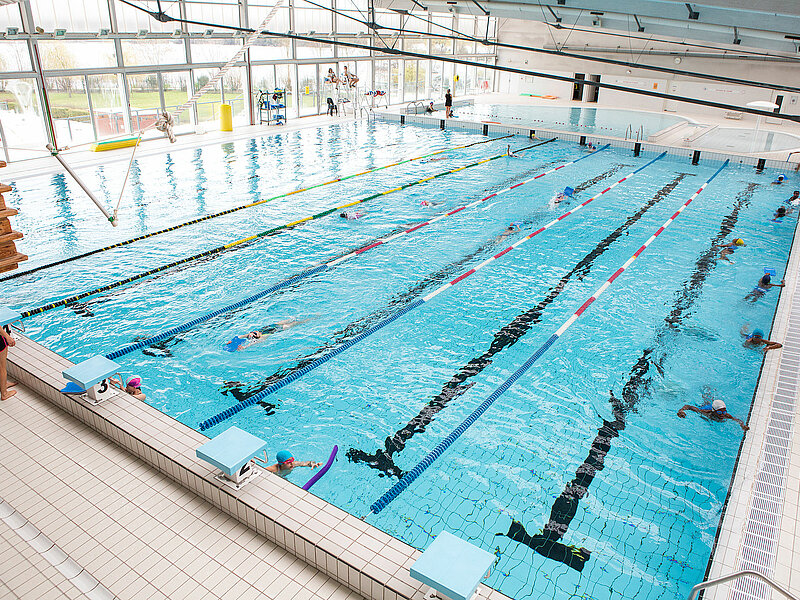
0, 162, 26, 273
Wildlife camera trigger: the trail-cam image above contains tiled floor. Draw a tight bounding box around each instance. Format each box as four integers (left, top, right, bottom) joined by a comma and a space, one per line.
0, 384, 363, 600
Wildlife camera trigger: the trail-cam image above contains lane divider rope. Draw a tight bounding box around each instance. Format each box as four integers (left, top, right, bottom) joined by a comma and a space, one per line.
105, 139, 589, 361
1, 134, 514, 283
368, 159, 729, 515
198, 148, 662, 432
20, 139, 548, 320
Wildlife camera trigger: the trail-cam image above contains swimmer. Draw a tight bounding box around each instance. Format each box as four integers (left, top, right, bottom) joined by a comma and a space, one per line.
263, 450, 322, 477
420, 199, 441, 207
340, 211, 364, 220
225, 318, 310, 352
715, 247, 735, 263
110, 375, 146, 401
772, 205, 787, 221
785, 190, 800, 206
772, 174, 786, 185
425, 101, 435, 114
720, 238, 745, 249
586, 142, 596, 152
741, 326, 782, 352
507, 221, 522, 232
677, 392, 748, 432
507, 145, 519, 157
551, 186, 575, 205
744, 271, 785, 302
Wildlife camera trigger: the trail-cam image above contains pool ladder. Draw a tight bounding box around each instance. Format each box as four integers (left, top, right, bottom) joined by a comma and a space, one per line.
687, 569, 798, 600
624, 124, 644, 142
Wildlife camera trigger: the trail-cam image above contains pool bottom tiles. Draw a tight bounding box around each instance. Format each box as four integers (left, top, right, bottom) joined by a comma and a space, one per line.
13, 129, 795, 600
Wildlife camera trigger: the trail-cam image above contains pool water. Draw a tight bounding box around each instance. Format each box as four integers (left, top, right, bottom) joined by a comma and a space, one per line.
5, 121, 798, 600
452, 104, 688, 138
693, 127, 800, 153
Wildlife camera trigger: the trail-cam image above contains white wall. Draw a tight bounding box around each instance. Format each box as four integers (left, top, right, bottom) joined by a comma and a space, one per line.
495, 18, 800, 120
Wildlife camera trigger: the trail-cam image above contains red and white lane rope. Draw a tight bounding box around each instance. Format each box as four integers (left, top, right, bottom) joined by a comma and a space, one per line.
419, 151, 667, 303
328, 144, 613, 266
370, 158, 729, 515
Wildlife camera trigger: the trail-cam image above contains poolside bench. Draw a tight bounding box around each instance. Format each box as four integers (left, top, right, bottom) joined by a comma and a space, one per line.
196, 426, 269, 490
61, 355, 121, 405
410, 531, 495, 600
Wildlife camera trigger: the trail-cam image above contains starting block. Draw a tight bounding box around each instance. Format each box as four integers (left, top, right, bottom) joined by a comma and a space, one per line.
61, 355, 121, 405
410, 531, 495, 600
196, 426, 269, 490
0, 306, 22, 328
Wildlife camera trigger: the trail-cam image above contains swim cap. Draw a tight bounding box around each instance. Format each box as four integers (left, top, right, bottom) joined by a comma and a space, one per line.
752, 329, 764, 339
276, 450, 294, 464
734, 238, 744, 246
763, 273, 771, 282
711, 399, 726, 412
126, 375, 142, 388
563, 186, 575, 197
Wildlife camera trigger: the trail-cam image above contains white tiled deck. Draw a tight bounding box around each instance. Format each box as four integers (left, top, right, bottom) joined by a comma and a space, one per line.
0, 383, 363, 600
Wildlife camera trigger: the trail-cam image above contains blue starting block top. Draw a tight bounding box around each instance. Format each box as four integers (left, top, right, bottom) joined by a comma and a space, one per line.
0, 306, 21, 327
196, 426, 269, 477
410, 531, 495, 600
62, 355, 120, 390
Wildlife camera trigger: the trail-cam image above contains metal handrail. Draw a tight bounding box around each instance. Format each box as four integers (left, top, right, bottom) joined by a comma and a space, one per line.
625, 123, 632, 140
687, 570, 799, 600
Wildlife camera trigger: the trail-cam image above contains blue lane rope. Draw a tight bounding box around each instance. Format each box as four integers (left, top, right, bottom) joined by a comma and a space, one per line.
369, 334, 558, 514
105, 265, 328, 361
369, 159, 730, 515
198, 298, 425, 431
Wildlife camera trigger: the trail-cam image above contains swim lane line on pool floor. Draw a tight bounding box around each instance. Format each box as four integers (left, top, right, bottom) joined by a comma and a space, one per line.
20, 138, 551, 319
368, 159, 729, 516
104, 141, 598, 362
1, 134, 513, 284
198, 149, 662, 432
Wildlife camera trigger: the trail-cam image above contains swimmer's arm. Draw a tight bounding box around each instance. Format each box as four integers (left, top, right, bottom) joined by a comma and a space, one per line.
763, 339, 783, 351
766, 280, 786, 288
295, 461, 322, 468
676, 405, 700, 418
726, 414, 749, 431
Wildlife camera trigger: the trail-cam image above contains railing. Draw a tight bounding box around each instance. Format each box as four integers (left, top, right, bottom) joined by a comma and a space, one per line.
404, 100, 426, 114
635, 125, 644, 142
687, 570, 799, 600
625, 124, 631, 140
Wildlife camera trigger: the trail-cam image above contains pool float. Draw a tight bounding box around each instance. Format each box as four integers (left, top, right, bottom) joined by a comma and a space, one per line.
303, 445, 338, 491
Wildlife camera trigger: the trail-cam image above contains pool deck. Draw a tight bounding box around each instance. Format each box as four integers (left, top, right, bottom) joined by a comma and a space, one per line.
1, 334, 510, 600
2, 109, 800, 600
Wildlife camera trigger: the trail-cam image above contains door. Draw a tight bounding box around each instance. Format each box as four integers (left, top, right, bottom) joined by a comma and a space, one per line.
572, 73, 585, 101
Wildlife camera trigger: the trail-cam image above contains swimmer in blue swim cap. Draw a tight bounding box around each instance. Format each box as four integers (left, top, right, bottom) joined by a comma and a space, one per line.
264, 450, 321, 477
741, 325, 782, 352
772, 174, 786, 185
677, 388, 748, 431
745, 271, 785, 302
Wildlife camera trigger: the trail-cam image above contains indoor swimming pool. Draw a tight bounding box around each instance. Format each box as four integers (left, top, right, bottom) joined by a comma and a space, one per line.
5, 121, 798, 600
691, 126, 800, 153
451, 104, 689, 138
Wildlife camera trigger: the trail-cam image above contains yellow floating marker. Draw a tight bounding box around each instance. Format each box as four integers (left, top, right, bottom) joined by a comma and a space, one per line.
91, 137, 140, 152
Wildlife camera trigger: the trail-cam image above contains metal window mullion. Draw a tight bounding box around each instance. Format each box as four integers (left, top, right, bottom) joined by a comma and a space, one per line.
84, 73, 98, 141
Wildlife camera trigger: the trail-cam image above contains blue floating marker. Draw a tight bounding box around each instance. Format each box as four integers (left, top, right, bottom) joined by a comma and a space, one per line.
764, 267, 777, 276
563, 186, 575, 197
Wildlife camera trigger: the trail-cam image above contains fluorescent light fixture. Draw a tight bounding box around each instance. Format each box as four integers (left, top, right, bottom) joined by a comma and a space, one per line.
97, 27, 110, 37
5, 26, 18, 36
54, 28, 66, 37
137, 29, 148, 37
204, 28, 214, 36
171, 28, 182, 37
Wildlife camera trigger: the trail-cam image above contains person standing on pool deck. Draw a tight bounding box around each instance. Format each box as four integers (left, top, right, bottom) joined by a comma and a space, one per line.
0, 325, 17, 401
677, 397, 749, 431
264, 450, 321, 477
445, 89, 453, 118
741, 326, 782, 352
745, 271, 785, 302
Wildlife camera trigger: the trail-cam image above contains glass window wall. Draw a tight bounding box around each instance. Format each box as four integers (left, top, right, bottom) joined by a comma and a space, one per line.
45, 75, 92, 146
122, 39, 186, 66
88, 74, 127, 138
39, 40, 116, 70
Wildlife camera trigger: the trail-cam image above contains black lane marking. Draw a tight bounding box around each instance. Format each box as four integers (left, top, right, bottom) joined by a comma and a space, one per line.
346, 172, 689, 479
219, 163, 629, 406
497, 182, 759, 573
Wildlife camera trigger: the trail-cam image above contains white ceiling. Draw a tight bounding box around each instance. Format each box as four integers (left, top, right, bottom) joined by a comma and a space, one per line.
375, 0, 800, 54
